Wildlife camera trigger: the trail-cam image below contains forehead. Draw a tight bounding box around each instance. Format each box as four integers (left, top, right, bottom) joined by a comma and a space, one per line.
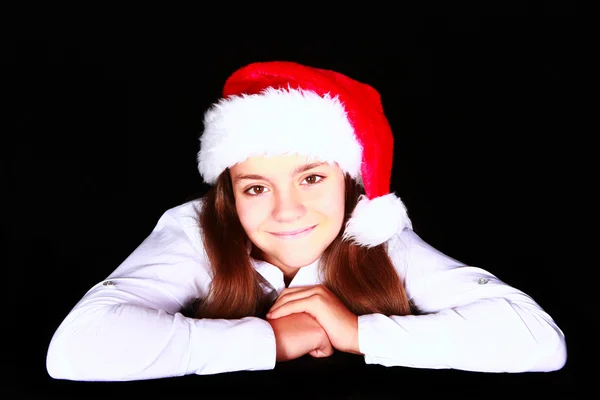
231, 154, 336, 174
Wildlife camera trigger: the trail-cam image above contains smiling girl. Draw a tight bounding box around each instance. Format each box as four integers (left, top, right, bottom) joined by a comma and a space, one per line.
46, 61, 566, 381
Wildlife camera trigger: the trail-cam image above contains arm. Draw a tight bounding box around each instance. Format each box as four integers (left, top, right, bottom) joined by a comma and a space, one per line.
46, 200, 276, 381
358, 229, 567, 373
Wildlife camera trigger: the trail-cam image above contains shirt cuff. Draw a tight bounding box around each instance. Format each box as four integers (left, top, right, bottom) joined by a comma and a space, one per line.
188, 316, 276, 375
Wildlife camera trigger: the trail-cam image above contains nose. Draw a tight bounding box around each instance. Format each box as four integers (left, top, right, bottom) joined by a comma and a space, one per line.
272, 188, 306, 223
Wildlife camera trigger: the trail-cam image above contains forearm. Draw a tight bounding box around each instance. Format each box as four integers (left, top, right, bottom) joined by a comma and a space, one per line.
358, 297, 566, 373
47, 301, 276, 381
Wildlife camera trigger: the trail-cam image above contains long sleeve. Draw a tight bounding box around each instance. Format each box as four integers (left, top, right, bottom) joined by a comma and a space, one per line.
358, 229, 567, 373
46, 200, 276, 381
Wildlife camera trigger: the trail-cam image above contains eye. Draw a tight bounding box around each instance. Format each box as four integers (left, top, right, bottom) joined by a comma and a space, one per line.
302, 175, 324, 185
245, 185, 268, 196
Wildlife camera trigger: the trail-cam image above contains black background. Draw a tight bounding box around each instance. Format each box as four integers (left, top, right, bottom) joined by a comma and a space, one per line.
6, 3, 580, 395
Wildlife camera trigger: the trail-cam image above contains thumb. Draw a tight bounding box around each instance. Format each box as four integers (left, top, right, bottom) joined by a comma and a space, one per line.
310, 336, 334, 358
309, 347, 334, 358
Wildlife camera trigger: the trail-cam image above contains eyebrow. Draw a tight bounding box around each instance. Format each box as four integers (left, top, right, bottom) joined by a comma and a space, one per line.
232, 162, 329, 184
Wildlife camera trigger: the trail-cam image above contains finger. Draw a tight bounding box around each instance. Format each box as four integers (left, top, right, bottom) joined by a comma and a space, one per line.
269, 290, 311, 313
277, 285, 327, 301
269, 286, 322, 312
279, 286, 314, 296
266, 295, 320, 319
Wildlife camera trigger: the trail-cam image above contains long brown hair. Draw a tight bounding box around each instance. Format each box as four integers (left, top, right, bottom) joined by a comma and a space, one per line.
191, 170, 413, 319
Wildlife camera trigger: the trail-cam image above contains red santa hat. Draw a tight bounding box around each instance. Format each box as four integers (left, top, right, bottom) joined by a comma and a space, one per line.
197, 61, 412, 247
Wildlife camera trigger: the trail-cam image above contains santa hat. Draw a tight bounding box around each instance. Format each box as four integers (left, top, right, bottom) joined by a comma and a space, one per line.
197, 61, 412, 247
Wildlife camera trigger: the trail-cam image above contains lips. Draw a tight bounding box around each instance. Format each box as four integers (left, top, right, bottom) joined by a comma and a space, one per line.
269, 225, 317, 239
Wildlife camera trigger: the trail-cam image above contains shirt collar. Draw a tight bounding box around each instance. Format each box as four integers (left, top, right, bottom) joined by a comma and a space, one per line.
251, 257, 321, 295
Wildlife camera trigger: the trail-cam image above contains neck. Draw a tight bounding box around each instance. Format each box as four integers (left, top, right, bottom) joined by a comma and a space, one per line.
250, 246, 307, 285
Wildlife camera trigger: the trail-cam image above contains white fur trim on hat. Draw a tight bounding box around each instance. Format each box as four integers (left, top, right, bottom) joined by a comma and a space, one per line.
197, 87, 363, 184
342, 193, 412, 248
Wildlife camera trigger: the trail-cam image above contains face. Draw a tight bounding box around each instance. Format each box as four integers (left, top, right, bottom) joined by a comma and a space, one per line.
229, 154, 346, 278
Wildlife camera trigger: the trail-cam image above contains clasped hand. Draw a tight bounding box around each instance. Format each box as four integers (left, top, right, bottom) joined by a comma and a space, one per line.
265, 284, 361, 362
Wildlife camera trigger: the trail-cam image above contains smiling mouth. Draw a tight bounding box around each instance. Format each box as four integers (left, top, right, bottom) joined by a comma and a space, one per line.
269, 225, 317, 239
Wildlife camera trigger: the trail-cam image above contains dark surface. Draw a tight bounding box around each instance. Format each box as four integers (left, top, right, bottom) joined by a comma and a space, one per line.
6, 4, 579, 394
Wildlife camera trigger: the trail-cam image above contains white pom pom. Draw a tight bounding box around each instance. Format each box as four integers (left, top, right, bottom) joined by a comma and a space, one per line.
342, 193, 412, 248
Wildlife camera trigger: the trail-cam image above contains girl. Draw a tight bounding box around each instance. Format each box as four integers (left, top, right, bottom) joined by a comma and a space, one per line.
46, 61, 567, 381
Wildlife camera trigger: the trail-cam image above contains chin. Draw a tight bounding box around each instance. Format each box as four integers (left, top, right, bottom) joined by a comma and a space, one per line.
283, 255, 320, 269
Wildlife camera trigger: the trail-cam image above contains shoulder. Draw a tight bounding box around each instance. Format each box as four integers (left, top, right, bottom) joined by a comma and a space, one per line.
154, 197, 207, 256
385, 228, 465, 280
103, 197, 213, 307
162, 197, 204, 225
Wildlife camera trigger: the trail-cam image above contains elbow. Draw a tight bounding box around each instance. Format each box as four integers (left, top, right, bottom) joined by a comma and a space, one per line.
504, 300, 568, 372
534, 327, 567, 372
46, 331, 78, 380
520, 311, 567, 373
46, 320, 101, 381
46, 305, 115, 381
46, 324, 111, 381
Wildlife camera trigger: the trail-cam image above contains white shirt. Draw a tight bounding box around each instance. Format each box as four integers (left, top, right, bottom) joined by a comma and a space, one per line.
46, 199, 567, 381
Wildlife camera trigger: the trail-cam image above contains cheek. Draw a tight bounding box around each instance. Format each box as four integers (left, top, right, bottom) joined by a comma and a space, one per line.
236, 198, 270, 233
315, 181, 346, 225
332, 186, 347, 224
